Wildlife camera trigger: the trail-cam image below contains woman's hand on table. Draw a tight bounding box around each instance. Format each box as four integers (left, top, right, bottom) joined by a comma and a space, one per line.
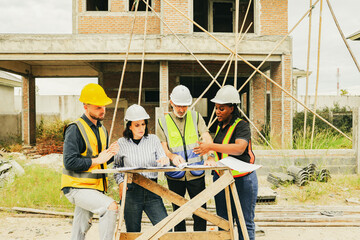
156, 157, 170, 166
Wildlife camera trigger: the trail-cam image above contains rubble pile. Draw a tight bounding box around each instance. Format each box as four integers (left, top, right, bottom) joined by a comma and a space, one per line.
267, 164, 331, 187
0, 151, 25, 187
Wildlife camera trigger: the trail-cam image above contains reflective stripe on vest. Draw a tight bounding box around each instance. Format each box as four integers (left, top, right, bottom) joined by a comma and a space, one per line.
159, 110, 204, 178
214, 118, 255, 178
61, 118, 109, 192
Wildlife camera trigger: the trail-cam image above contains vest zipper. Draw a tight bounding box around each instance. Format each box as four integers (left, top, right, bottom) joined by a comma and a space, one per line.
169, 114, 188, 162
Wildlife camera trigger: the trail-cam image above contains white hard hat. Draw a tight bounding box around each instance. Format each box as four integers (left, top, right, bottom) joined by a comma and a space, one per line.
211, 85, 241, 104
124, 104, 150, 121
170, 85, 192, 106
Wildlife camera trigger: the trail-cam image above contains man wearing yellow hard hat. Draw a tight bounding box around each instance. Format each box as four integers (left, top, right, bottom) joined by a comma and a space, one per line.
61, 83, 120, 240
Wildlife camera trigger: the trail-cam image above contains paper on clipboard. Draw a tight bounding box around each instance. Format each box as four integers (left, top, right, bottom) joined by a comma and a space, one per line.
218, 156, 261, 172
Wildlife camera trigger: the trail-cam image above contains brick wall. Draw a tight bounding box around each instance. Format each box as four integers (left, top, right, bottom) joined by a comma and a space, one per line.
270, 55, 292, 148
250, 73, 266, 139
162, 0, 191, 34
260, 0, 288, 35
77, 0, 161, 34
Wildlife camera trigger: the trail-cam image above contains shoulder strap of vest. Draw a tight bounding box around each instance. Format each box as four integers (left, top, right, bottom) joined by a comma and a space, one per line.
159, 114, 170, 140
74, 118, 93, 157
189, 110, 199, 136
222, 118, 242, 144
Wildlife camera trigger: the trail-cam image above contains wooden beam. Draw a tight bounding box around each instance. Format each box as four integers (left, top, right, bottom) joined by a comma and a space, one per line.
119, 231, 231, 240
132, 173, 230, 230
85, 62, 102, 73
32, 65, 98, 77
137, 171, 234, 240
0, 61, 30, 76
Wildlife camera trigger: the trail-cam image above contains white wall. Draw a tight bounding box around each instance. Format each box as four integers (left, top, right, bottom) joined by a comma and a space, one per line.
297, 95, 360, 112
15, 95, 84, 121
0, 86, 16, 114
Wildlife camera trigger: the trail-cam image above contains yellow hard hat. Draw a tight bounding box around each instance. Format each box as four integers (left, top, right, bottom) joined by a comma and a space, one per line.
79, 83, 112, 106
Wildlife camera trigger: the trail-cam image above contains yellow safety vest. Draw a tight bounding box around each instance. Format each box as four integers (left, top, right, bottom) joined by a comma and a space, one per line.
61, 118, 108, 192
159, 110, 204, 178
214, 118, 255, 178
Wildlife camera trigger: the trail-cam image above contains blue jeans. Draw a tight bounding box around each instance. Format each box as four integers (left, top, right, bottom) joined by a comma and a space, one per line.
213, 171, 258, 240
123, 181, 168, 232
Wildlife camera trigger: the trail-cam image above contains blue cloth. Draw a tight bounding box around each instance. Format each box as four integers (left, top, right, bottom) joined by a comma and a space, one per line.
213, 171, 258, 240
123, 181, 168, 232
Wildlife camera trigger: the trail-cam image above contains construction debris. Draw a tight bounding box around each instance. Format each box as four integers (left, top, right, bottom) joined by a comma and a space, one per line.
267, 172, 295, 187
267, 164, 331, 187
0, 158, 25, 188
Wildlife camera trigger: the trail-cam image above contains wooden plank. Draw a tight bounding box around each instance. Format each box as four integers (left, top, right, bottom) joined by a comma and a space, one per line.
132, 173, 230, 230
254, 216, 360, 222
224, 186, 234, 240
119, 231, 231, 240
230, 181, 250, 240
116, 173, 130, 240
92, 166, 229, 174
12, 207, 73, 217
137, 171, 234, 240
256, 222, 360, 227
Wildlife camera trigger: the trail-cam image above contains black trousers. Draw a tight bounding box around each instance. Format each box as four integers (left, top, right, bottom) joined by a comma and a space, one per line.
167, 176, 207, 231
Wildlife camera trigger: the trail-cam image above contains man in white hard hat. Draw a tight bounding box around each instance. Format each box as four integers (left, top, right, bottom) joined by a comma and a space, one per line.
156, 85, 216, 232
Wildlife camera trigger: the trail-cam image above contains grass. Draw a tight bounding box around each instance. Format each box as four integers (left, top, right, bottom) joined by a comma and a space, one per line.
266, 174, 360, 205
0, 163, 73, 212
253, 129, 352, 150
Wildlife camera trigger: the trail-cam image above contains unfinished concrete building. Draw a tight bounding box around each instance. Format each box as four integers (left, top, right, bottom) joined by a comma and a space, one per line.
0, 0, 293, 147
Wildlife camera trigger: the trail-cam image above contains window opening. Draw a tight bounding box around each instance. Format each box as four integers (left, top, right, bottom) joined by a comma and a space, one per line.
86, 0, 108, 11
194, 0, 254, 33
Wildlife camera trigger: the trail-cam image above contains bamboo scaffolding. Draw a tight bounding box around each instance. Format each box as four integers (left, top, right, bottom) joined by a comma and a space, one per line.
326, 0, 360, 72
303, 0, 313, 148
138, 0, 150, 105
310, 0, 324, 149
108, 1, 140, 142
161, 0, 351, 142
141, 1, 221, 89
234, 0, 239, 89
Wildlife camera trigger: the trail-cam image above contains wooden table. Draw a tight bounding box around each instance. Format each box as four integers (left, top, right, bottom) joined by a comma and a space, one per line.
93, 166, 250, 240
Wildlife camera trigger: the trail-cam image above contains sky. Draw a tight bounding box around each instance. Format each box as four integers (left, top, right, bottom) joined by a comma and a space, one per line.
0, 0, 359, 96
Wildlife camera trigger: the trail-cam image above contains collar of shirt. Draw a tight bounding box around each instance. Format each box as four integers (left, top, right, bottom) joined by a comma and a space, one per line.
81, 114, 102, 128
218, 115, 237, 130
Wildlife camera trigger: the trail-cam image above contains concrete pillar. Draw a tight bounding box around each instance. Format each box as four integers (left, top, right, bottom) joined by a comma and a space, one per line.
159, 61, 169, 112
22, 75, 36, 146
270, 55, 293, 149
353, 107, 360, 174
250, 73, 266, 140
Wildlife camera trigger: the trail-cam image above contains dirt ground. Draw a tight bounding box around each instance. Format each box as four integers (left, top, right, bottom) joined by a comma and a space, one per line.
1, 213, 360, 240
